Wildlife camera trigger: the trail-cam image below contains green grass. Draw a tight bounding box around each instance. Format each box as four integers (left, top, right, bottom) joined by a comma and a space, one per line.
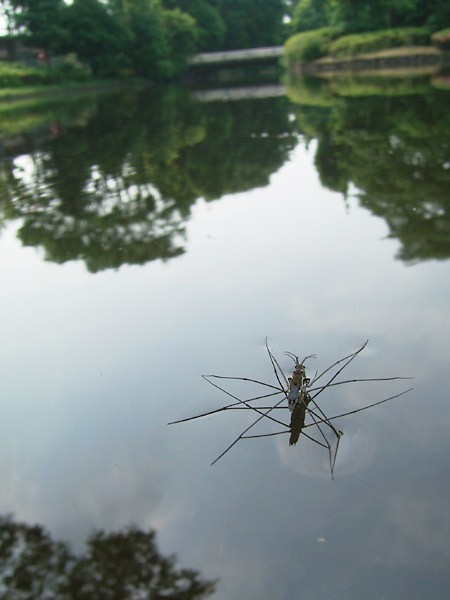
0, 79, 146, 107
0, 60, 92, 88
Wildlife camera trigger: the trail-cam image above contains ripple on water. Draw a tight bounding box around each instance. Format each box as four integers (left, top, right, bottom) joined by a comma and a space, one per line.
276, 420, 376, 479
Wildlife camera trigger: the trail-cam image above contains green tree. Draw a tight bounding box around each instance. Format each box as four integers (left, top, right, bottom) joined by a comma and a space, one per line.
127, 0, 172, 78
65, 0, 132, 75
163, 0, 226, 51
291, 0, 330, 33
107, 0, 197, 79
163, 8, 198, 74
7, 0, 70, 52
326, 0, 442, 32
217, 0, 285, 49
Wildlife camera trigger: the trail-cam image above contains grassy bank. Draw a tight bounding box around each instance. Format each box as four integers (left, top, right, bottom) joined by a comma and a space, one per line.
284, 26, 449, 75
0, 79, 146, 105
0, 60, 147, 105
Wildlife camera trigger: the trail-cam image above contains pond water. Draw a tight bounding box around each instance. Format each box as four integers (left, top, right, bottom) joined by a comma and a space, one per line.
0, 78, 449, 598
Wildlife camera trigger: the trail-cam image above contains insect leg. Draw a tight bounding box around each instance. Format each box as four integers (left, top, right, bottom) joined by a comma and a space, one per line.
304, 387, 413, 430
265, 338, 290, 391
167, 389, 283, 425
309, 340, 368, 389
210, 395, 288, 465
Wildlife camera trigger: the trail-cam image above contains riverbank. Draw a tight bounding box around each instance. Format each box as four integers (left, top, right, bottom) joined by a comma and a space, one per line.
0, 78, 147, 106
298, 46, 448, 77
284, 26, 450, 79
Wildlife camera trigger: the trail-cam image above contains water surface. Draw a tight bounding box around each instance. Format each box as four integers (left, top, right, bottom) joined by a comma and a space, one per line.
0, 80, 449, 599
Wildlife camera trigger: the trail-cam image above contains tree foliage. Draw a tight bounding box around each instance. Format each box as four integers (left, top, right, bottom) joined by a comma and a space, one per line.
291, 0, 329, 33
64, 0, 132, 75
163, 0, 225, 51
7, 0, 70, 52
217, 0, 285, 49
290, 0, 450, 33
4, 0, 199, 78
3, 0, 450, 78
327, 0, 426, 32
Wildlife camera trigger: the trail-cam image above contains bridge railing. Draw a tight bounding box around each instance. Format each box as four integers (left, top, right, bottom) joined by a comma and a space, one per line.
187, 46, 284, 66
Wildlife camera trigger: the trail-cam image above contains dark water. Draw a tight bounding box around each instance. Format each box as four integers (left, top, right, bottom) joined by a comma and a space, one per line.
0, 78, 449, 599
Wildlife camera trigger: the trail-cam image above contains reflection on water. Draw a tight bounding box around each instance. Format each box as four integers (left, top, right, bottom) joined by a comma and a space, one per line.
0, 88, 297, 272
0, 515, 216, 599
290, 77, 450, 263
277, 420, 375, 479
0, 80, 448, 271
1, 76, 450, 600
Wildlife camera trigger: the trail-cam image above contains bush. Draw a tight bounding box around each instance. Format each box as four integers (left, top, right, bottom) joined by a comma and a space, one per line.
431, 28, 450, 50
328, 27, 431, 57
284, 27, 340, 65
48, 53, 92, 82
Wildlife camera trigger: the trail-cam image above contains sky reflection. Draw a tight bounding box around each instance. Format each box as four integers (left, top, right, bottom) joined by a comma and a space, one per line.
1, 132, 450, 598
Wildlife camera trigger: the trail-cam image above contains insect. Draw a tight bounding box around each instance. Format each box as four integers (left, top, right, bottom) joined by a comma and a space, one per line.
169, 340, 412, 477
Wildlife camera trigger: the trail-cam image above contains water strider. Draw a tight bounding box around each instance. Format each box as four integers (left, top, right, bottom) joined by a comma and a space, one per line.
169, 340, 413, 477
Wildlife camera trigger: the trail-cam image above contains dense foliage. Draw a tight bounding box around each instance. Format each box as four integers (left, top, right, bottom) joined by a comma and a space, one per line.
0, 0, 447, 78
1, 0, 287, 78
3, 0, 199, 78
286, 1, 448, 65
289, 0, 450, 35
284, 26, 339, 64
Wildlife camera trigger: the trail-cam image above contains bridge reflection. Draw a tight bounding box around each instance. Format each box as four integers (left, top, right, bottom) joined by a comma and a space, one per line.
191, 84, 286, 102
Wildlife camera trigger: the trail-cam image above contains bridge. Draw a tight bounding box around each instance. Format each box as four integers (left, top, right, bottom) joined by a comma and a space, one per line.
187, 46, 284, 67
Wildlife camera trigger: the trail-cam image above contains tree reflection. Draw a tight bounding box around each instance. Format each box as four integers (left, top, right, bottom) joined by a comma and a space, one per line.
0, 89, 297, 272
0, 515, 216, 599
3, 80, 447, 267
291, 79, 450, 263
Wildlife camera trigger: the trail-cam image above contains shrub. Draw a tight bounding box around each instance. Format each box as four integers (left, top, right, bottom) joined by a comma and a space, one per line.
328, 27, 430, 57
49, 53, 92, 82
431, 28, 450, 50
284, 27, 340, 66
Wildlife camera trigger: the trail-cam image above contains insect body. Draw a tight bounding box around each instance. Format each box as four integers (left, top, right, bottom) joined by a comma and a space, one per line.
289, 392, 311, 446
286, 359, 308, 410
283, 352, 316, 444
